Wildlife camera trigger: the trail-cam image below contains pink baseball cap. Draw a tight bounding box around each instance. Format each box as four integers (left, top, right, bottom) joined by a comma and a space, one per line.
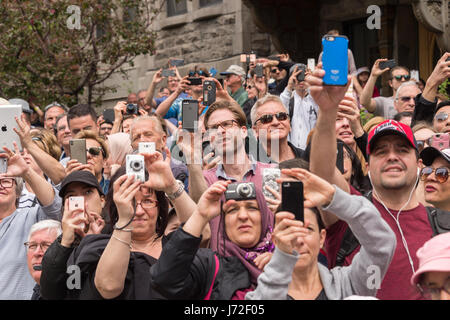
410, 232, 450, 286
367, 119, 418, 155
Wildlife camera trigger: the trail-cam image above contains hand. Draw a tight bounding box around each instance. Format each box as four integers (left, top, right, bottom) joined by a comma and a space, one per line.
264, 185, 281, 214
426, 52, 450, 88
114, 101, 127, 121
142, 147, 178, 193
253, 252, 273, 271
305, 62, 351, 113
370, 58, 390, 78
287, 65, 300, 91
0, 142, 29, 178
85, 210, 105, 235
277, 168, 336, 208
202, 152, 221, 170
113, 174, 141, 225
279, 53, 290, 62
138, 108, 148, 116
152, 68, 164, 84
253, 75, 268, 97
13, 116, 33, 149
61, 198, 88, 247
175, 123, 203, 166
65, 159, 94, 177
272, 211, 309, 255
210, 78, 233, 102
196, 180, 232, 221
176, 76, 191, 95
337, 95, 363, 136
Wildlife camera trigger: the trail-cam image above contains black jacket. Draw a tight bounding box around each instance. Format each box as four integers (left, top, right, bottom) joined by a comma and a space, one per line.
150, 227, 251, 300
41, 234, 166, 300
411, 93, 437, 128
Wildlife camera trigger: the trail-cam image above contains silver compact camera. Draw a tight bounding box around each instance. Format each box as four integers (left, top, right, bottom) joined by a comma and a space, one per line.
225, 182, 256, 201
126, 154, 145, 182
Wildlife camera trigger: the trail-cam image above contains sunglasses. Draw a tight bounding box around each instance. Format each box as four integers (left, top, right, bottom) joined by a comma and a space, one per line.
420, 166, 449, 183
393, 75, 410, 81
189, 70, 205, 77
254, 112, 289, 125
435, 112, 449, 122
87, 147, 104, 157
416, 140, 427, 152
270, 69, 279, 73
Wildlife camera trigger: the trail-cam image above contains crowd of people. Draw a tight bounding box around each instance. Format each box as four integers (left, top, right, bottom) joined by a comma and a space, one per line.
0, 30, 449, 301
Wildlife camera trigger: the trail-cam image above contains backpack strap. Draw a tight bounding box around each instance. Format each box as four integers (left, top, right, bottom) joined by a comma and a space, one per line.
425, 206, 450, 236
204, 254, 220, 300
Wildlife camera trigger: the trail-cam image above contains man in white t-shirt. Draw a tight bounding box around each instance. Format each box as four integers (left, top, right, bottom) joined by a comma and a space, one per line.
360, 59, 411, 119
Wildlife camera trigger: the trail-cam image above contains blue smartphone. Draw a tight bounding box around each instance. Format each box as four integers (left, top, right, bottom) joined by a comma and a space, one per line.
322, 35, 348, 86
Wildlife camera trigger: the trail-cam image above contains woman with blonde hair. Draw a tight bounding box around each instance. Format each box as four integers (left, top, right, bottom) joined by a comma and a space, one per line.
30, 127, 62, 161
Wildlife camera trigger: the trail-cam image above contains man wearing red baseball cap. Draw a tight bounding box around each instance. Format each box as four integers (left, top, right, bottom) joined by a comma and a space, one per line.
305, 60, 436, 300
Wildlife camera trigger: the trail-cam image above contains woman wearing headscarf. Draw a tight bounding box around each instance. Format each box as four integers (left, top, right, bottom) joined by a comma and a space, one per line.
150, 180, 275, 300
104, 132, 133, 179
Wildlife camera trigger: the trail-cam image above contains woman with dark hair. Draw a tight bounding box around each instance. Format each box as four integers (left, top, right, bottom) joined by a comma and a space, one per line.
246, 168, 396, 300
150, 180, 275, 300
341, 142, 371, 195
93, 149, 199, 299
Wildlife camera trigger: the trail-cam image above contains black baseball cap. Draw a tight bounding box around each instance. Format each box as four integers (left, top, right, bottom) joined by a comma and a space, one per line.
59, 171, 104, 198
420, 146, 450, 166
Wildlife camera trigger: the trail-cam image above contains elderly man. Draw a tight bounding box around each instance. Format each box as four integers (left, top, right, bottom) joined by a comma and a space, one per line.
220, 65, 248, 107
43, 102, 67, 130
251, 94, 307, 163
393, 81, 421, 115
26, 220, 62, 300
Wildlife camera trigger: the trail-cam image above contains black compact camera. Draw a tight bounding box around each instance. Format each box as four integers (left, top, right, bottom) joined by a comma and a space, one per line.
225, 182, 256, 201
126, 103, 139, 115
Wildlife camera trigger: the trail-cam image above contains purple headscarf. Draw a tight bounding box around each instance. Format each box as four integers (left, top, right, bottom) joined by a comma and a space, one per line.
209, 186, 274, 286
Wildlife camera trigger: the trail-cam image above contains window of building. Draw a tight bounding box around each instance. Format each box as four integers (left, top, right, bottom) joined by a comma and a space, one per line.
167, 0, 187, 17
199, 0, 222, 8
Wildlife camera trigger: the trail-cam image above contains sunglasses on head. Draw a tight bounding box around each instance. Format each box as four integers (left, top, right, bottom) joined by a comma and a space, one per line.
420, 166, 449, 183
393, 75, 410, 81
254, 112, 289, 125
189, 70, 204, 77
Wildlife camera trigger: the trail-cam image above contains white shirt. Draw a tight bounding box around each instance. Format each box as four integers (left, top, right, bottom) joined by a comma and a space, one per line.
280, 87, 319, 150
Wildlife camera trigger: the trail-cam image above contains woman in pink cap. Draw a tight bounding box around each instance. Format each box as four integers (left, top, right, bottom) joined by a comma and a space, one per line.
411, 232, 450, 300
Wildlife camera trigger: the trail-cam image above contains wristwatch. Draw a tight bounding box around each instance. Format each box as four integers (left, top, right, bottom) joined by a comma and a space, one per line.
165, 180, 184, 200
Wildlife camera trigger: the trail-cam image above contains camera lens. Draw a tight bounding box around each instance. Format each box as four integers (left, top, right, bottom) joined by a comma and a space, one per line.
237, 183, 251, 198
207, 85, 212, 90
131, 160, 142, 171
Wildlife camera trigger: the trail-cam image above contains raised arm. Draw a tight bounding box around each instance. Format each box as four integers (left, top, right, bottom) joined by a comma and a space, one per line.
145, 68, 164, 110
359, 59, 389, 113
154, 77, 189, 118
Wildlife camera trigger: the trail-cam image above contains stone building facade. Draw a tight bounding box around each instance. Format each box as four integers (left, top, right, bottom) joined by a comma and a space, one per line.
99, 0, 273, 109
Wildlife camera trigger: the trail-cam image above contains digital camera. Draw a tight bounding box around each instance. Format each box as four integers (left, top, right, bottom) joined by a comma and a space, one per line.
126, 154, 145, 182
126, 103, 139, 115
225, 182, 256, 201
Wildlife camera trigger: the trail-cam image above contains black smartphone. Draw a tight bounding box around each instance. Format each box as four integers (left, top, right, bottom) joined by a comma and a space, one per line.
203, 80, 216, 106
103, 109, 115, 123
182, 100, 198, 132
188, 77, 202, 86
281, 181, 304, 222
268, 55, 280, 61
254, 64, 264, 78
379, 59, 397, 70
296, 64, 306, 82
217, 78, 224, 87
336, 140, 345, 174
162, 69, 176, 77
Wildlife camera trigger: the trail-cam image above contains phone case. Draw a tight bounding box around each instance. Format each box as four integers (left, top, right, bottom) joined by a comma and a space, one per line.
255, 64, 264, 78
281, 181, 304, 222
203, 80, 216, 106
69, 139, 87, 164
69, 196, 85, 228
429, 134, 450, 151
182, 100, 199, 132
188, 77, 202, 86
262, 168, 280, 200
162, 69, 176, 77
379, 59, 397, 70
322, 35, 349, 86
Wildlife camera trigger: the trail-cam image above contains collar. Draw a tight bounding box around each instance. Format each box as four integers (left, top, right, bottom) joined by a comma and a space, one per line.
215, 154, 257, 181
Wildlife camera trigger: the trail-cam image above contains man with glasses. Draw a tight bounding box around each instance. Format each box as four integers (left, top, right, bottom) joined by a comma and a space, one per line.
393, 81, 421, 115
360, 59, 411, 119
251, 94, 306, 163
43, 102, 68, 131
0, 146, 62, 299
220, 65, 248, 107
420, 147, 450, 212
25, 220, 62, 300
65, 130, 110, 194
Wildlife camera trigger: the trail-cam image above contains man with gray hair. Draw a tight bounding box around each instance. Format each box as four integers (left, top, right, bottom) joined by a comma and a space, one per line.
251, 94, 307, 163
220, 65, 248, 107
25, 220, 62, 300
393, 81, 421, 115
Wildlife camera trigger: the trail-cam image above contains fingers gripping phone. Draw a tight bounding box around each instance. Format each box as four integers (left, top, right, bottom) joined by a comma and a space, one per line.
281, 181, 304, 222
322, 35, 349, 86
69, 139, 87, 164
182, 99, 199, 132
